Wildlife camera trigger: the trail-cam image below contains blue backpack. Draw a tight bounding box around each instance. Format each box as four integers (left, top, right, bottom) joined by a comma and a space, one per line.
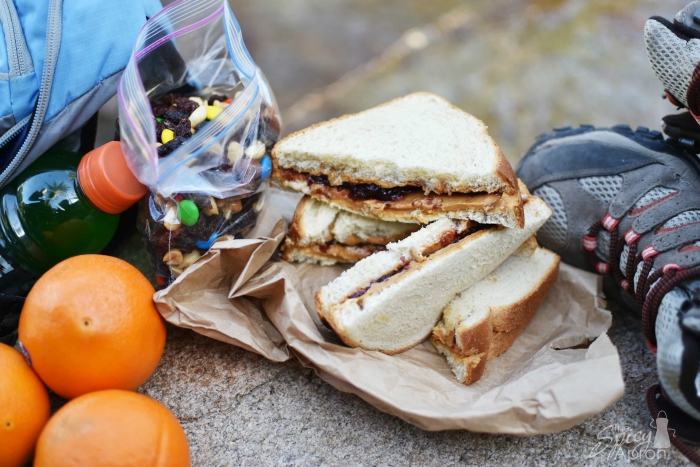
0, 0, 162, 187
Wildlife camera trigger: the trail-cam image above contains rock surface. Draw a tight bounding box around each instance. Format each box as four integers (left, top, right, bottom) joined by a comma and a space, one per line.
103, 0, 697, 465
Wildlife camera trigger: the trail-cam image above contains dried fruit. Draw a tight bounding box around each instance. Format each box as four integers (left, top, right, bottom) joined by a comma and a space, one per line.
151, 103, 167, 117
207, 94, 228, 105
173, 97, 198, 115
164, 110, 188, 122
174, 119, 192, 138
157, 136, 187, 157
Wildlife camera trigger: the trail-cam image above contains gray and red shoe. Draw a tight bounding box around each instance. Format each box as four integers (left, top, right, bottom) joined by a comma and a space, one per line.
646, 1, 700, 151
517, 125, 700, 461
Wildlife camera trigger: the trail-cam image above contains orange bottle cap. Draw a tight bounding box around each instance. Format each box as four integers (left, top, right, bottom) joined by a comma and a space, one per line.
77, 142, 148, 214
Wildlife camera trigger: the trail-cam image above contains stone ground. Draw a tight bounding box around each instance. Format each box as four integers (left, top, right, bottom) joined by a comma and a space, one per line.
92, 0, 698, 465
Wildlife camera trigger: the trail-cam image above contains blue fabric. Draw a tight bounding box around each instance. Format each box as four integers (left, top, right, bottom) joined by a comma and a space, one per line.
1, 0, 162, 130
9, 73, 37, 120
47, 0, 163, 121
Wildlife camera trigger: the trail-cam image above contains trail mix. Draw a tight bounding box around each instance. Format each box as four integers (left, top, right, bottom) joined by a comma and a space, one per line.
139, 92, 280, 286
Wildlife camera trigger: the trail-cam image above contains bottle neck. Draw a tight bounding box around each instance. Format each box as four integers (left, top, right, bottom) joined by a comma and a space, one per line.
75, 171, 108, 214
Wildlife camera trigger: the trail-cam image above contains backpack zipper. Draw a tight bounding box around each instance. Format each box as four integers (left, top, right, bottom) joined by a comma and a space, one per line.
0, 0, 34, 78
0, 0, 62, 187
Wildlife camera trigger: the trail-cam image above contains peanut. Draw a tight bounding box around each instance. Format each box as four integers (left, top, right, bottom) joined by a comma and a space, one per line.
180, 250, 201, 268
163, 249, 183, 266
203, 197, 219, 216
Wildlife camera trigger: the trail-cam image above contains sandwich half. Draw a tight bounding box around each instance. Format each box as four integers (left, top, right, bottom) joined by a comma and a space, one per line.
315, 193, 551, 355
272, 92, 524, 227
431, 238, 560, 384
281, 196, 419, 265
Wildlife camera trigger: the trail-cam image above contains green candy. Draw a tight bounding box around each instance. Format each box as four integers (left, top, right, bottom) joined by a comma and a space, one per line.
155, 117, 163, 122
177, 200, 199, 226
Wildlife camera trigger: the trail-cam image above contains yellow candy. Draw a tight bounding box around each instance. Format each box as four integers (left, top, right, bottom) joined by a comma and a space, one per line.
206, 105, 222, 121
161, 128, 174, 144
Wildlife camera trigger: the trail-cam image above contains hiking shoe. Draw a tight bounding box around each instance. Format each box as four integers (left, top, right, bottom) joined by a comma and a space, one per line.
645, 1, 700, 149
516, 125, 700, 425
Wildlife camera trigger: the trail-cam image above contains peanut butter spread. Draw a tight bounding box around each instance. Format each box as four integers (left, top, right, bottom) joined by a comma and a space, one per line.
278, 168, 523, 226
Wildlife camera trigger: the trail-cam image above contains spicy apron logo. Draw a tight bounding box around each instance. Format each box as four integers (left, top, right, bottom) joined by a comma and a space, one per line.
587, 411, 673, 461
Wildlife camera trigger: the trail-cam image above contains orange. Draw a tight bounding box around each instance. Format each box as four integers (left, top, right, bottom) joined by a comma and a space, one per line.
34, 389, 190, 467
0, 343, 51, 467
18, 254, 166, 399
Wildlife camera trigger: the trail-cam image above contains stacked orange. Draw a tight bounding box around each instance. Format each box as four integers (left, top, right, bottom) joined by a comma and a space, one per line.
0, 255, 190, 467
0, 343, 50, 467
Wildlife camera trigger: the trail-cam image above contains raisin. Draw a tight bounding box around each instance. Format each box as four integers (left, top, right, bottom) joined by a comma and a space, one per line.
151, 103, 167, 117
162, 119, 176, 131
164, 109, 188, 122
162, 93, 180, 107
208, 94, 228, 105
154, 119, 166, 140
174, 118, 192, 138
174, 97, 198, 115
157, 136, 187, 157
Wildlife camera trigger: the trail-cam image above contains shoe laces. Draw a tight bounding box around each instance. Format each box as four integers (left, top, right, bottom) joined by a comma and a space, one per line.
583, 214, 700, 353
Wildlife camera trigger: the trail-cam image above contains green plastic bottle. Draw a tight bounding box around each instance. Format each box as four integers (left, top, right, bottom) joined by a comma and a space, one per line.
0, 142, 147, 294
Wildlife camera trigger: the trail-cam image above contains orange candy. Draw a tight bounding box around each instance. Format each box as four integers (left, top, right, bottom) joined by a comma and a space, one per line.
0, 343, 51, 467
19, 255, 166, 399
34, 390, 190, 467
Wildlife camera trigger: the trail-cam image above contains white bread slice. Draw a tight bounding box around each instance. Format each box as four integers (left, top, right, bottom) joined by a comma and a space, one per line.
431, 239, 560, 384
315, 194, 552, 354
281, 196, 419, 265
272, 92, 519, 196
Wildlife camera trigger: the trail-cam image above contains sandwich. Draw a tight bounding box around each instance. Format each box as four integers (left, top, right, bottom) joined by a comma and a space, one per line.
431, 238, 560, 384
281, 196, 419, 265
272, 92, 524, 227
315, 192, 551, 355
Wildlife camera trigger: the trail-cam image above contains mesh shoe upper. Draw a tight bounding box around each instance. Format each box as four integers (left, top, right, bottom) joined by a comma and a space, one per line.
644, 16, 700, 109
517, 125, 700, 422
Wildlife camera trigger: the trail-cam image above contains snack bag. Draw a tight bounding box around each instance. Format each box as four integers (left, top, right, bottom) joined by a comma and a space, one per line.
118, 0, 281, 286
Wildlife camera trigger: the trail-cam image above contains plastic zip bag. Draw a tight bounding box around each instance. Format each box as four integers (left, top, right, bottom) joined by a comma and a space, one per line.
118, 0, 281, 286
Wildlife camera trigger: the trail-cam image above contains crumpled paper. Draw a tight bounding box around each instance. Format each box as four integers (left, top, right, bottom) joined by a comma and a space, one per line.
153, 189, 625, 435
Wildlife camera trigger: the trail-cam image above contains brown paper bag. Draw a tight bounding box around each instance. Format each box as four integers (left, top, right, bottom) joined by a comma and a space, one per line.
153, 219, 291, 363
153, 189, 625, 434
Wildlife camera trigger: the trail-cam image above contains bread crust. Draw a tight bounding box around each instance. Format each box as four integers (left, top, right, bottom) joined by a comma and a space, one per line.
286, 195, 312, 243
315, 196, 552, 355
271, 92, 519, 195
432, 251, 560, 385
315, 228, 498, 354
283, 196, 418, 265
281, 241, 385, 264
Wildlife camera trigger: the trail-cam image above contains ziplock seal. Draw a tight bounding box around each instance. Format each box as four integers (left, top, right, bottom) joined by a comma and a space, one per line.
135, 6, 224, 61
117, 0, 268, 195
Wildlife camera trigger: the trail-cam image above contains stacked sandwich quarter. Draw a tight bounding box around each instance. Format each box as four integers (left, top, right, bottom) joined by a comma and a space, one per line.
272, 93, 560, 385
